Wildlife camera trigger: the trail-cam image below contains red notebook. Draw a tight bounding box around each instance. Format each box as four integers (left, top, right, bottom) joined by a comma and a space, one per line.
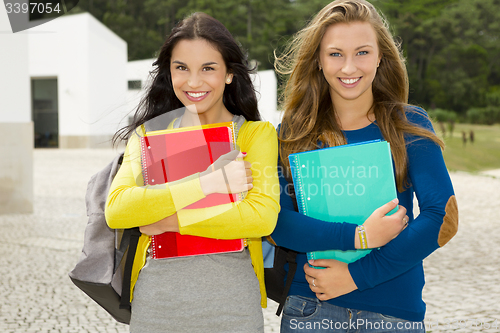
140, 121, 245, 259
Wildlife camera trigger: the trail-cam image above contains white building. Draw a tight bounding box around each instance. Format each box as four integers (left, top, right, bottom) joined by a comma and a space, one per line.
0, 5, 33, 214
251, 69, 282, 126
28, 13, 128, 148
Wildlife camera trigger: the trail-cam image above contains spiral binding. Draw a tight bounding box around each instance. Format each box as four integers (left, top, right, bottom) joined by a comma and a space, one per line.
230, 121, 237, 151
140, 136, 150, 185
150, 235, 157, 259
230, 120, 244, 202
290, 155, 307, 215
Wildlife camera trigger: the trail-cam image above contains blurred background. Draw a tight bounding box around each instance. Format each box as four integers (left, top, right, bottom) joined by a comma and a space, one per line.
70, 0, 500, 173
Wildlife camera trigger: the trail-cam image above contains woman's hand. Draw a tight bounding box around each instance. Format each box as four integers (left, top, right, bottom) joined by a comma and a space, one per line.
199, 150, 253, 195
355, 199, 408, 249
139, 213, 179, 235
304, 259, 357, 300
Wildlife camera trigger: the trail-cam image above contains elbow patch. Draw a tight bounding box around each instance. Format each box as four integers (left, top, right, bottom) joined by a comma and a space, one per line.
438, 195, 458, 247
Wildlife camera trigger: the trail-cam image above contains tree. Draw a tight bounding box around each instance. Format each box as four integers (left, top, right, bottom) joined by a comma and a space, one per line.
67, 0, 499, 114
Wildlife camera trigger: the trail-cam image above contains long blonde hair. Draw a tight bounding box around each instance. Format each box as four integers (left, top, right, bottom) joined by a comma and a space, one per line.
275, 0, 443, 191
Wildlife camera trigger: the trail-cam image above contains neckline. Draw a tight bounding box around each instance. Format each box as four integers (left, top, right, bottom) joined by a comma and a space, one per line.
174, 114, 240, 129
342, 121, 377, 133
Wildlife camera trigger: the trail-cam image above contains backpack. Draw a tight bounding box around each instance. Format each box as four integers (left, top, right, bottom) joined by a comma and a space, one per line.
264, 242, 298, 316
68, 153, 141, 325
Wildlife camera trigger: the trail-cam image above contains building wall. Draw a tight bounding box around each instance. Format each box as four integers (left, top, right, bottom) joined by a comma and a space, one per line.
0, 5, 34, 213
88, 14, 128, 146
251, 69, 282, 127
125, 59, 156, 123
28, 13, 128, 148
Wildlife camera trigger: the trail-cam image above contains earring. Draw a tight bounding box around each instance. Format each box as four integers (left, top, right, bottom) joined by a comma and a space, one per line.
318, 65, 322, 71
226, 78, 231, 84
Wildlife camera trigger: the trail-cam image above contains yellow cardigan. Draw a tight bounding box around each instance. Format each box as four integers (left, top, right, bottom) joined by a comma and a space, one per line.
105, 120, 279, 307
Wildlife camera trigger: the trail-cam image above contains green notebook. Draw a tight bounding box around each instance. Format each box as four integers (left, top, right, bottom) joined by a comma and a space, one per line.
288, 140, 398, 265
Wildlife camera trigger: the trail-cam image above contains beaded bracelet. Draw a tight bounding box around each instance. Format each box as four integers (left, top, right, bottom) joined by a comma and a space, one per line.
358, 225, 368, 249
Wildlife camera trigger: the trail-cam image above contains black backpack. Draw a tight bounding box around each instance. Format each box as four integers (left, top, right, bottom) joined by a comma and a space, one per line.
68, 153, 140, 324
264, 244, 298, 316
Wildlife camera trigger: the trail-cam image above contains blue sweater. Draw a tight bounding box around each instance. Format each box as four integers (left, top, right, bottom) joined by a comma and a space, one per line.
271, 107, 458, 321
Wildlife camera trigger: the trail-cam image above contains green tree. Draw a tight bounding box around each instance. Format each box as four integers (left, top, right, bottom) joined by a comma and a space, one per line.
375, 0, 500, 113
68, 0, 499, 114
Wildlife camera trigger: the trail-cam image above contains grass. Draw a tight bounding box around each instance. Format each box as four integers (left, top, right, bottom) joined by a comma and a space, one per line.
432, 122, 500, 173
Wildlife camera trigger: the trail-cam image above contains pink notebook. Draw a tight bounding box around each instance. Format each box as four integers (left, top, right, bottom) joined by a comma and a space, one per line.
140, 122, 244, 259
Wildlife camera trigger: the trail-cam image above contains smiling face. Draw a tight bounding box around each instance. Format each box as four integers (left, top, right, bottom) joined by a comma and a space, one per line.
170, 38, 233, 120
318, 21, 381, 108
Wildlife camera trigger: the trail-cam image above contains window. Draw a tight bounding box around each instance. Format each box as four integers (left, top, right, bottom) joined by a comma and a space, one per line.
128, 80, 142, 90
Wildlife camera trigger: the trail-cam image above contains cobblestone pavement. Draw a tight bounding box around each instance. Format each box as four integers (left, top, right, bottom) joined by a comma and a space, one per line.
0, 149, 498, 332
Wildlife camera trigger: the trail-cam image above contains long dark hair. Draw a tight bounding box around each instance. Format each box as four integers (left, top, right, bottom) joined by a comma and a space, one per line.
114, 12, 260, 144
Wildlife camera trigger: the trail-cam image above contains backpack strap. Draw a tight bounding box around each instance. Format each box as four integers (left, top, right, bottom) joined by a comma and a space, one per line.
275, 248, 298, 316
119, 227, 142, 310
143, 107, 185, 132
275, 157, 299, 316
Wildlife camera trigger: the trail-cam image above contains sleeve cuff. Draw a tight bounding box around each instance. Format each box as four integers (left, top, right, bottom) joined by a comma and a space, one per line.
348, 259, 371, 291
341, 223, 358, 251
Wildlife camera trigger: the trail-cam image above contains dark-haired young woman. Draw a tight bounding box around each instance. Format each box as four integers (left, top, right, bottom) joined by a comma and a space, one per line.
105, 13, 279, 332
272, 0, 458, 332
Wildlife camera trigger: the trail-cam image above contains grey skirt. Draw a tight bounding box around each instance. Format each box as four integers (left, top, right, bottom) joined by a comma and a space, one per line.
129, 249, 264, 333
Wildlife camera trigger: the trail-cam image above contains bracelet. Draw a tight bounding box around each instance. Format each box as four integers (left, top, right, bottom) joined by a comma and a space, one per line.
358, 225, 368, 249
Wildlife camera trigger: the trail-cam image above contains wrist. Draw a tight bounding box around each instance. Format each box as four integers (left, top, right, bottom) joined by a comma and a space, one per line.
199, 171, 213, 196
354, 227, 361, 249
357, 225, 368, 249
199, 169, 222, 195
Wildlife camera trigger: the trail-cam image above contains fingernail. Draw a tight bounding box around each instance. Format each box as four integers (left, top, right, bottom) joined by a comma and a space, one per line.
308, 259, 315, 264
242, 152, 247, 155
392, 198, 399, 204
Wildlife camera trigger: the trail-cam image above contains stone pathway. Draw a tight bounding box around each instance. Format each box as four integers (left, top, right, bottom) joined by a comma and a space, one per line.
0, 149, 498, 332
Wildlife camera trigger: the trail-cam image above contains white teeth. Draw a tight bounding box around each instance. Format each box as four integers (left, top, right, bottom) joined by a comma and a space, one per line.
187, 92, 208, 98
340, 78, 360, 84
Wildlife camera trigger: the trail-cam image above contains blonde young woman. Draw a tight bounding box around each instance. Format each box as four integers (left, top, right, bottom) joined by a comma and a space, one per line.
271, 1, 458, 332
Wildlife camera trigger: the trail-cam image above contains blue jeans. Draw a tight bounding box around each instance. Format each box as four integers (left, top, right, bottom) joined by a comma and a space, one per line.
281, 295, 425, 333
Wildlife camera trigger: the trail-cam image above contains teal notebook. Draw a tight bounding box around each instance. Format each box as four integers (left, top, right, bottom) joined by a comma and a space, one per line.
288, 140, 398, 265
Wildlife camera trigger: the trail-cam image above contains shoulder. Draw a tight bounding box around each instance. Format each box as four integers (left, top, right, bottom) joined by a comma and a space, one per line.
404, 105, 434, 132
123, 125, 145, 153
239, 120, 277, 142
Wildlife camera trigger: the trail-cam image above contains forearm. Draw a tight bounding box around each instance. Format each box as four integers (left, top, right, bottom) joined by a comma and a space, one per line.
349, 134, 458, 290
271, 207, 358, 252
270, 171, 358, 252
